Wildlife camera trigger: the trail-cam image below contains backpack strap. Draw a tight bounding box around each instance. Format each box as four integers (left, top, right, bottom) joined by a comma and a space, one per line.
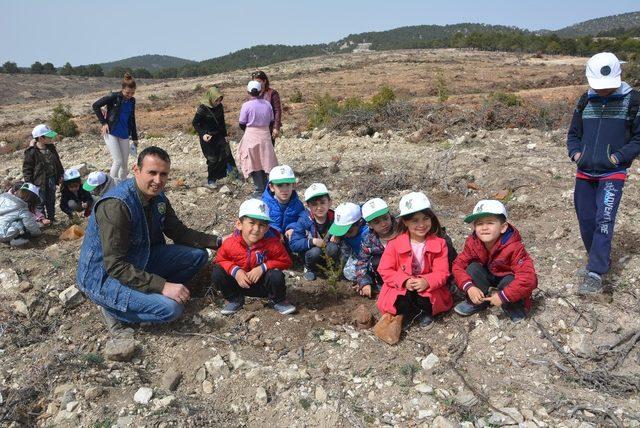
576, 91, 589, 114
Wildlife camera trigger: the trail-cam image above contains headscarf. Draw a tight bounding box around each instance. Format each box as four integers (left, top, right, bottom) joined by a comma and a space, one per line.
200, 86, 223, 108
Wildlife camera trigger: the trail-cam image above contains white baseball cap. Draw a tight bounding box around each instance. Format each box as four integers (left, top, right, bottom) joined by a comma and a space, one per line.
32, 124, 57, 139
239, 198, 271, 222
398, 192, 431, 217
329, 202, 362, 237
362, 198, 389, 222
586, 52, 622, 90
247, 80, 262, 93
304, 183, 329, 202
63, 168, 81, 182
20, 182, 40, 197
269, 165, 296, 184
464, 199, 508, 223
83, 171, 108, 191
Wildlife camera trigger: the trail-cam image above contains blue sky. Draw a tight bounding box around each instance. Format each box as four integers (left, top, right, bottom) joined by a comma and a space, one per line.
1, 0, 638, 66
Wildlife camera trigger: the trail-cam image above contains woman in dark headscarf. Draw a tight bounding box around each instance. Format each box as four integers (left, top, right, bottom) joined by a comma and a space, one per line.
252, 71, 282, 146
192, 86, 238, 185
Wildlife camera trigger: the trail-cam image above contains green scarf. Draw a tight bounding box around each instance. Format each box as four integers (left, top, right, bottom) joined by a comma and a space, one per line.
200, 86, 223, 108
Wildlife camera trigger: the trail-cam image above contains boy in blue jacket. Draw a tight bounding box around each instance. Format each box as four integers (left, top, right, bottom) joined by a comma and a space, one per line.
261, 165, 304, 244
329, 202, 369, 282
290, 183, 339, 281
567, 52, 640, 295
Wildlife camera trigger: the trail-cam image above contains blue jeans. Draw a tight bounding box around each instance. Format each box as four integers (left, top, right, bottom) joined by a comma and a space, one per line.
574, 178, 625, 275
37, 177, 57, 221
102, 244, 208, 324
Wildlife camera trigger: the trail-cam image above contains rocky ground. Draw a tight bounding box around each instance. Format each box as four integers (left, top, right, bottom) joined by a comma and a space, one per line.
1, 49, 640, 427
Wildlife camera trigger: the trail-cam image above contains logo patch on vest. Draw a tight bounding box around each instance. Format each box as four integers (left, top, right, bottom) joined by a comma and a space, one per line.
157, 202, 166, 215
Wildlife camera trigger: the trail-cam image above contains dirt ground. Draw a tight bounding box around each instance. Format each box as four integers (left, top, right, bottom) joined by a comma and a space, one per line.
1, 49, 640, 428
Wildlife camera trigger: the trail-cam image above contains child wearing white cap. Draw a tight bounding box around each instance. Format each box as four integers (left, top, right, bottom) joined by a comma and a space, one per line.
567, 52, 640, 295
211, 198, 296, 315
354, 198, 398, 298
60, 168, 94, 219
261, 165, 304, 242
22, 124, 64, 222
328, 202, 369, 282
289, 183, 340, 281
0, 183, 43, 246
237, 80, 277, 196
377, 192, 453, 330
83, 171, 118, 201
452, 200, 537, 322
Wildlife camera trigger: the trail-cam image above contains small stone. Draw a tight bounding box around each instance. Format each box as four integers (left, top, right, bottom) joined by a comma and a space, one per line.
65, 401, 79, 412
219, 185, 232, 195
315, 385, 328, 402
431, 415, 458, 428
104, 338, 136, 362
319, 330, 338, 341
11, 300, 29, 317
161, 367, 182, 391
228, 351, 245, 369
0, 268, 20, 297
196, 186, 210, 195
351, 304, 375, 329
18, 281, 32, 292
489, 407, 524, 425
418, 409, 435, 419
117, 416, 134, 427
195, 366, 207, 382
466, 181, 480, 191
205, 355, 230, 376
54, 410, 79, 425
84, 386, 103, 400
454, 390, 478, 407
255, 386, 268, 405
133, 387, 153, 405
421, 353, 439, 370
154, 395, 175, 409
415, 383, 433, 394
493, 189, 511, 201
58, 286, 83, 307
202, 380, 214, 394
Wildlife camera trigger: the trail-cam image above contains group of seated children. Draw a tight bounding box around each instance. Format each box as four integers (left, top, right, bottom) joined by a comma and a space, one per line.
211, 164, 538, 330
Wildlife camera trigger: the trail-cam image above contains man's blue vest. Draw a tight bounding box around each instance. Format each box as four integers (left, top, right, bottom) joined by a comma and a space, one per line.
76, 178, 167, 311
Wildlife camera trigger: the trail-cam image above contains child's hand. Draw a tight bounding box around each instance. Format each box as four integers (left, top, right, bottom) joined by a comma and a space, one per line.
483, 293, 503, 307
246, 266, 264, 284
414, 278, 428, 292
312, 238, 326, 248
572, 152, 581, 162
285, 229, 294, 240
203, 134, 212, 142
235, 270, 251, 288
467, 286, 485, 305
41, 219, 51, 226
359, 284, 372, 298
101, 124, 109, 135
81, 202, 88, 209
330, 236, 340, 244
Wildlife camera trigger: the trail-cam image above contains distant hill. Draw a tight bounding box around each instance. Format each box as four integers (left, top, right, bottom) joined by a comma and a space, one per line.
99, 54, 196, 72
336, 23, 526, 50
553, 11, 640, 37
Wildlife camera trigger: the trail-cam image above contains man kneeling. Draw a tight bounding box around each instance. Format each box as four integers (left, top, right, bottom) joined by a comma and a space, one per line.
77, 146, 222, 335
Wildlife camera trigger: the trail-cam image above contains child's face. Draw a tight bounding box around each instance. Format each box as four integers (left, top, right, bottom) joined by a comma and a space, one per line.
344, 221, 362, 238
236, 217, 269, 245
368, 213, 393, 237
473, 215, 508, 247
307, 196, 331, 219
594, 88, 617, 97
67, 182, 80, 193
403, 212, 432, 240
269, 182, 294, 203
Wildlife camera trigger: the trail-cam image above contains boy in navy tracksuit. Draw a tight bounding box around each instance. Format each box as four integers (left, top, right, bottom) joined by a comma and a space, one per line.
289, 183, 339, 281
567, 52, 640, 294
261, 165, 304, 246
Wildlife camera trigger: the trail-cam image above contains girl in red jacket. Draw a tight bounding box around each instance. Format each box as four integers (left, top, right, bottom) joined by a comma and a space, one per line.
212, 198, 296, 315
377, 192, 453, 328
452, 200, 537, 322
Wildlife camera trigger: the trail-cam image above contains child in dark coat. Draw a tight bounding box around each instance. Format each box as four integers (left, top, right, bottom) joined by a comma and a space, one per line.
60, 169, 93, 219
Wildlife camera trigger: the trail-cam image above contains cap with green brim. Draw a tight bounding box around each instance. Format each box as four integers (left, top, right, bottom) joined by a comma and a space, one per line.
329, 202, 362, 237
83, 171, 108, 192
239, 198, 272, 222
31, 124, 57, 139
304, 183, 329, 202
464, 199, 507, 223
362, 198, 389, 222
269, 165, 296, 184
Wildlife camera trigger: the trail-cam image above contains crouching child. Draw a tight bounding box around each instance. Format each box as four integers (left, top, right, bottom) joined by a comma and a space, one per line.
289, 183, 338, 281
212, 198, 296, 315
453, 200, 537, 322
328, 202, 369, 282
60, 168, 93, 219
